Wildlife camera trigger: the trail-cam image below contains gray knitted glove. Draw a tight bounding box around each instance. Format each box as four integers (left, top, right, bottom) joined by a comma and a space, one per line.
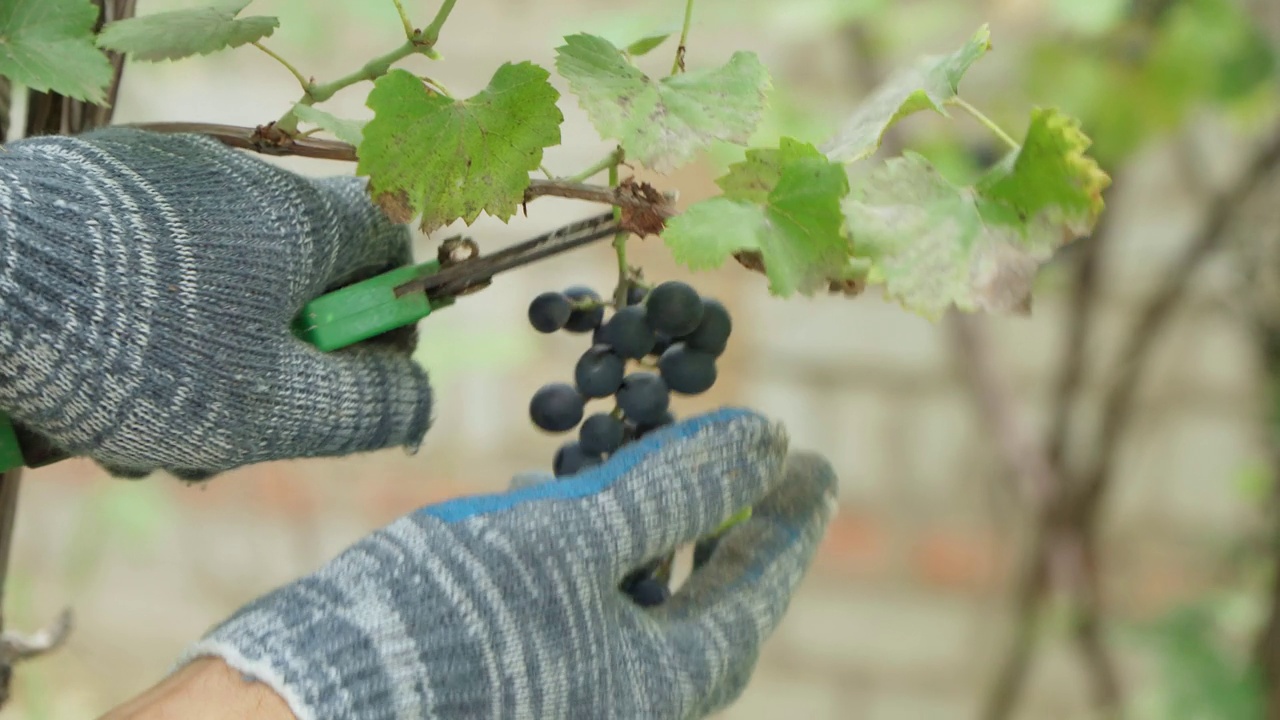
0, 128, 431, 479
177, 408, 838, 719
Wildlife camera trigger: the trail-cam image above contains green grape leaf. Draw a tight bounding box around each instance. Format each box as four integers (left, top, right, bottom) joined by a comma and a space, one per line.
714, 140, 798, 205
663, 138, 849, 296
358, 65, 563, 231
846, 152, 1084, 320
292, 104, 365, 147
555, 33, 770, 172
821, 25, 991, 163
977, 108, 1110, 236
0, 0, 113, 103
96, 0, 278, 62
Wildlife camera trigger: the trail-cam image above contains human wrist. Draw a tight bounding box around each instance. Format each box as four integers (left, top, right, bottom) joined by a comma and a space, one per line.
99, 657, 295, 720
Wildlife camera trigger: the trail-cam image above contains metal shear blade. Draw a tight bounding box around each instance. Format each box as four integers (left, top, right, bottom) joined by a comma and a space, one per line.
395, 211, 621, 300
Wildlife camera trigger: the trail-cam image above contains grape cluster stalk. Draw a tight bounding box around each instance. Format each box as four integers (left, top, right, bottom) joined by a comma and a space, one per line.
526, 279, 733, 606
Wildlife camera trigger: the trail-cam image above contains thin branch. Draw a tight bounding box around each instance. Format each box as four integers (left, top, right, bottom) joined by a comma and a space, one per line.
949, 313, 1061, 508
1062, 525, 1124, 717
126, 122, 681, 222
125, 121, 359, 159
524, 179, 677, 218
1046, 186, 1120, 469
980, 526, 1050, 720
1078, 122, 1280, 508
421, 0, 458, 48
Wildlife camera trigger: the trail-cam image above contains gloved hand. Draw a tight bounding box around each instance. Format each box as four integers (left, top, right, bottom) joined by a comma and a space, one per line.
0, 128, 431, 480
176, 408, 838, 719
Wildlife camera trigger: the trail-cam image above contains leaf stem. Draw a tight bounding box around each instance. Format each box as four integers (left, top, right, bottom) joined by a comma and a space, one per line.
252, 42, 310, 92
567, 146, 625, 183
949, 96, 1020, 151
671, 0, 697, 75
392, 0, 416, 38
422, 0, 459, 48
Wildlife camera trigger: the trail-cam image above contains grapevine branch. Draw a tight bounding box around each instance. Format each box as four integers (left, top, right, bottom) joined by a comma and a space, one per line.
1078, 121, 1280, 509
269, 0, 458, 134
126, 122, 679, 222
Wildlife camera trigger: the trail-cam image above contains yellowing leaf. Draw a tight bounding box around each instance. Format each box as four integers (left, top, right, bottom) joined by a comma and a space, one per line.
555, 33, 770, 172
845, 153, 1075, 319
821, 25, 990, 163
978, 108, 1111, 236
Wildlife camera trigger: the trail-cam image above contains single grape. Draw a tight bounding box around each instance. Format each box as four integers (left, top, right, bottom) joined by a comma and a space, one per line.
529, 382, 585, 433
626, 284, 648, 306
620, 557, 664, 593
527, 291, 572, 334
684, 298, 732, 356
658, 343, 717, 395
564, 286, 605, 333
627, 577, 671, 608
634, 410, 676, 438
580, 413, 626, 456
599, 305, 656, 359
648, 332, 674, 358
644, 281, 704, 337
574, 346, 625, 398
554, 441, 602, 477
616, 372, 670, 425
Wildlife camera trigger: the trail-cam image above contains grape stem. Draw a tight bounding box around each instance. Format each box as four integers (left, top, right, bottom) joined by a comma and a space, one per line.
391, 0, 416, 39
671, 0, 697, 75
252, 42, 311, 92
565, 146, 625, 184
608, 160, 630, 308
947, 96, 1020, 151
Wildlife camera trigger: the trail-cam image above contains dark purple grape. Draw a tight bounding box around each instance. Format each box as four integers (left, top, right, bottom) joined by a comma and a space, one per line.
617, 372, 669, 425
626, 284, 649, 306
530, 383, 584, 433
635, 410, 676, 438
693, 536, 720, 570
657, 343, 717, 395
684, 298, 731, 356
627, 577, 670, 607
554, 441, 602, 477
599, 305, 656, 359
564, 286, 605, 333
580, 413, 626, 456
574, 345, 625, 398
648, 332, 674, 358
527, 291, 572, 333
644, 281, 703, 337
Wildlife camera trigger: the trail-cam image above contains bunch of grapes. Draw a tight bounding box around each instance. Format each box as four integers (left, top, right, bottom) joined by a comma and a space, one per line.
526, 279, 733, 606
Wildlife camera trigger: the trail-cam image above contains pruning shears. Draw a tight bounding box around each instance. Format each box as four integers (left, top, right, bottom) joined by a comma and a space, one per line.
0, 212, 622, 473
